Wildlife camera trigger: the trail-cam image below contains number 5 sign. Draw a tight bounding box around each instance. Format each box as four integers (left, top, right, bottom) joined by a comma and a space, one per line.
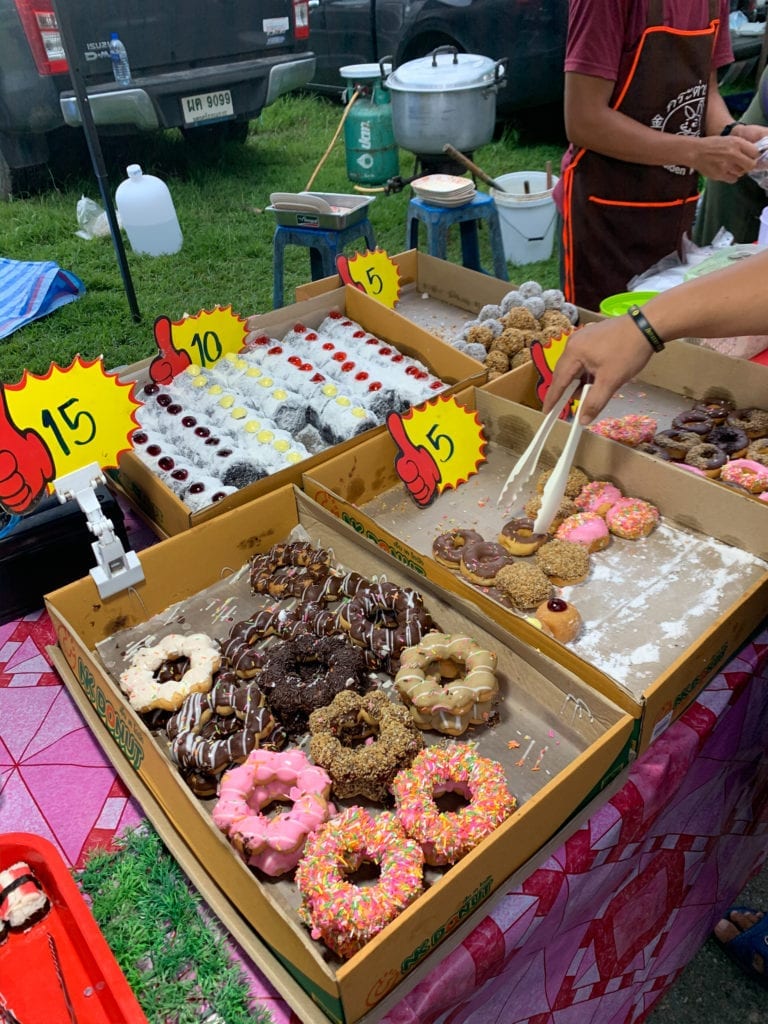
387, 394, 487, 507
0, 355, 140, 514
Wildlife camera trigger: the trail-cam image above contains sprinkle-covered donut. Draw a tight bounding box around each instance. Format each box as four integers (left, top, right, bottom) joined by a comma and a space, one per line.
719, 458, 768, 494
119, 633, 221, 712
391, 744, 516, 865
213, 748, 335, 876
394, 632, 499, 736
574, 480, 622, 516
605, 497, 660, 539
555, 512, 610, 553
459, 540, 511, 585
684, 442, 727, 477
341, 582, 436, 671
308, 690, 423, 802
295, 807, 424, 959
258, 633, 372, 735
589, 414, 657, 446
498, 517, 548, 556
432, 528, 485, 568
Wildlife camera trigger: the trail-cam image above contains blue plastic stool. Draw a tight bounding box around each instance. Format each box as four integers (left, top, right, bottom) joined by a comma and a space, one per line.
272, 220, 377, 308
405, 193, 508, 280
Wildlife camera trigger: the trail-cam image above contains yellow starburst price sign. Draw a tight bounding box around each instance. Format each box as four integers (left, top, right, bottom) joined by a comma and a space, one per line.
149, 305, 249, 384
1, 356, 140, 513
387, 395, 487, 507
530, 330, 577, 414
336, 249, 401, 308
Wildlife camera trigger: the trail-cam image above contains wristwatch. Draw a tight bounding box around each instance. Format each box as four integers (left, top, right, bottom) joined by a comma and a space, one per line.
720, 122, 739, 137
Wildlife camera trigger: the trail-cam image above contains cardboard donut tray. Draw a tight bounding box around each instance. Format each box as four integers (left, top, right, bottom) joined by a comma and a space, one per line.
45, 485, 633, 1024
302, 389, 768, 754
113, 283, 485, 538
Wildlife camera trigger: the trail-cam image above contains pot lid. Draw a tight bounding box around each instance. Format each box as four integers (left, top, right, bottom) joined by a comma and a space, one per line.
386, 49, 502, 92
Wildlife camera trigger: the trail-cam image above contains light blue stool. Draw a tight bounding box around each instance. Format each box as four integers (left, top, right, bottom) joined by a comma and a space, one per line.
272, 220, 377, 308
405, 193, 509, 280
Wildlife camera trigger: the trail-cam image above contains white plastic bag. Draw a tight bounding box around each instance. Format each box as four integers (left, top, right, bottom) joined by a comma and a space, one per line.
75, 195, 114, 240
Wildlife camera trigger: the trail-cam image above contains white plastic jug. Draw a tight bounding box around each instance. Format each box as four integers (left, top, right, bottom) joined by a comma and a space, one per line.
759, 206, 768, 248
115, 164, 183, 255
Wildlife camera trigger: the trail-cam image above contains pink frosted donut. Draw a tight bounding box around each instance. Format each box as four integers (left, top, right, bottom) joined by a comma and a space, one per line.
719, 458, 768, 494
212, 748, 334, 876
556, 511, 610, 552
295, 807, 423, 959
605, 497, 660, 539
574, 480, 623, 516
391, 744, 516, 866
589, 414, 657, 446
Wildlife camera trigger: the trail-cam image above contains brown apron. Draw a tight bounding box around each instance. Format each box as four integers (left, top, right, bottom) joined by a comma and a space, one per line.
561, 0, 720, 311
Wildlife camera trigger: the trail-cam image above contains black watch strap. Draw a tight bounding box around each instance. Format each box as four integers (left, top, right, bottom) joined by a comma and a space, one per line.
720, 122, 739, 137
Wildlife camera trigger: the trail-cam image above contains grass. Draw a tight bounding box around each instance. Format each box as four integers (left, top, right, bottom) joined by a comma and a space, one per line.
0, 93, 565, 382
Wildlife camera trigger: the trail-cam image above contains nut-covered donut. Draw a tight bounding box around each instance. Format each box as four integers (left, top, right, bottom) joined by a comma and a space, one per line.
341, 581, 437, 671
726, 407, 768, 440
684, 442, 727, 477
119, 633, 221, 712
391, 744, 516, 865
308, 690, 424, 802
258, 633, 372, 735
213, 748, 335, 876
295, 807, 424, 959
394, 633, 499, 736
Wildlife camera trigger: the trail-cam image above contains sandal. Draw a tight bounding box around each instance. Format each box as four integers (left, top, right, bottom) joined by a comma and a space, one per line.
713, 906, 768, 989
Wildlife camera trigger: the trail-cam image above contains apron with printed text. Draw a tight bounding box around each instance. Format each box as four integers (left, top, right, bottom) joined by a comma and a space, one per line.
561, 0, 719, 311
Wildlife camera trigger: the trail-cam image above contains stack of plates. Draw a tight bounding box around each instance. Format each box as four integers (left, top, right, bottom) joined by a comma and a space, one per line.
411, 174, 476, 207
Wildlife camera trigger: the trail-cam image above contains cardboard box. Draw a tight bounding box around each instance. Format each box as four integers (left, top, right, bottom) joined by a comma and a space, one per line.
46, 485, 634, 1024
295, 250, 603, 351
302, 389, 768, 753
114, 284, 485, 537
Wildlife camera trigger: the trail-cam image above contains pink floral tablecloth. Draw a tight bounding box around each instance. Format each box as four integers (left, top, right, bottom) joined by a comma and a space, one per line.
1, 608, 766, 1024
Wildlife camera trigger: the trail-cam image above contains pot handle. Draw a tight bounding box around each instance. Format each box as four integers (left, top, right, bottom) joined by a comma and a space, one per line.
493, 58, 508, 87
430, 45, 459, 67
379, 55, 392, 87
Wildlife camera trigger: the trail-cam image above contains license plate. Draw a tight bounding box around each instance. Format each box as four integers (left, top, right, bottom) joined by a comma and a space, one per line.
181, 89, 234, 125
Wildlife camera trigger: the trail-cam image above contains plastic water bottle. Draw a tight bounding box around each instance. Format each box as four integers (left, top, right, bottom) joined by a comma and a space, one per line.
115, 164, 183, 256
109, 32, 132, 86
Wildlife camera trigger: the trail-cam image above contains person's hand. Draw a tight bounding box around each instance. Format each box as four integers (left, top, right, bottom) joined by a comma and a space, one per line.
0, 387, 55, 513
542, 318, 654, 425
387, 411, 441, 506
692, 134, 761, 183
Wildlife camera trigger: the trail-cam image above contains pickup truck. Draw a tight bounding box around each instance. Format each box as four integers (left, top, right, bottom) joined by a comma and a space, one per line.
0, 0, 315, 199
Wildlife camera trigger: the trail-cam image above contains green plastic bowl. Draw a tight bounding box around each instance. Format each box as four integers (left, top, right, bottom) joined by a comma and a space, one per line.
599, 290, 659, 317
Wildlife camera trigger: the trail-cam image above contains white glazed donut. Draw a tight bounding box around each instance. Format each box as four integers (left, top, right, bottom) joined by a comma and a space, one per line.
119, 633, 221, 712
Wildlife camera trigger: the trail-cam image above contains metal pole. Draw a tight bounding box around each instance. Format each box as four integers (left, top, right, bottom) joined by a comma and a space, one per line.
50, 0, 141, 322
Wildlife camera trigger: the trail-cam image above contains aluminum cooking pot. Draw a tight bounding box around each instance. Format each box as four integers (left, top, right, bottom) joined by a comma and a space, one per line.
383, 46, 507, 155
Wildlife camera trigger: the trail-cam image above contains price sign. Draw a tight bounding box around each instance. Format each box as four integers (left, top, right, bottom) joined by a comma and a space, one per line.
149, 305, 249, 384
387, 395, 487, 507
336, 249, 401, 308
1, 355, 140, 514
530, 330, 577, 416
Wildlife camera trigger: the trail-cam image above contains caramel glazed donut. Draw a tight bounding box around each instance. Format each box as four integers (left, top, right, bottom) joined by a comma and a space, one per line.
394, 632, 500, 736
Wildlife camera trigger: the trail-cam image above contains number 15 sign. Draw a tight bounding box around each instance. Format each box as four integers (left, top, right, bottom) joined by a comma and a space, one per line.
0, 356, 140, 515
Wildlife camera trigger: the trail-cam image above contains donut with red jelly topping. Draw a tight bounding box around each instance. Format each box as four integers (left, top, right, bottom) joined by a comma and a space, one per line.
534, 598, 583, 643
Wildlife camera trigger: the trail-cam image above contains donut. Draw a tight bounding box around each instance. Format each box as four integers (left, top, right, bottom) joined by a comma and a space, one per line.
670, 410, 712, 437
706, 424, 749, 458
535, 539, 590, 586
166, 673, 286, 795
213, 748, 335, 876
535, 465, 590, 498
719, 458, 768, 494
258, 633, 372, 735
341, 581, 436, 671
555, 512, 610, 553
726, 407, 768, 440
534, 598, 583, 643
394, 632, 499, 736
691, 399, 733, 424
524, 493, 579, 534
0, 862, 50, 929
391, 744, 516, 866
746, 438, 768, 468
573, 480, 622, 516
432, 528, 484, 568
589, 414, 657, 446
308, 690, 423, 802
249, 541, 333, 600
295, 806, 424, 959
651, 429, 702, 461
684, 442, 727, 477
605, 497, 660, 539
495, 562, 553, 609
498, 517, 548, 556
636, 442, 673, 461
119, 633, 221, 712
459, 540, 511, 585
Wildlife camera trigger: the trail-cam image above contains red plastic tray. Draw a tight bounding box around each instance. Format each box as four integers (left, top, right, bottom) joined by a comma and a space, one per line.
0, 832, 148, 1023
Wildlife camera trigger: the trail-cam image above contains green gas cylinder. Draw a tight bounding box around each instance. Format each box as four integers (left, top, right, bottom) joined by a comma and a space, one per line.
341, 63, 400, 185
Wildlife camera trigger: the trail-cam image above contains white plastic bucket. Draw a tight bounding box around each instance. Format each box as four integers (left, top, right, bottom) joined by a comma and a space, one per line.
491, 171, 558, 265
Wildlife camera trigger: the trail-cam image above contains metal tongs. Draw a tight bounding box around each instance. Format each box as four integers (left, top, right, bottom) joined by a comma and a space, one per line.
498, 380, 592, 534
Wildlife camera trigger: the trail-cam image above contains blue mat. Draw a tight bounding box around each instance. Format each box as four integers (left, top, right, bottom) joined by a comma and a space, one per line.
0, 257, 85, 340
